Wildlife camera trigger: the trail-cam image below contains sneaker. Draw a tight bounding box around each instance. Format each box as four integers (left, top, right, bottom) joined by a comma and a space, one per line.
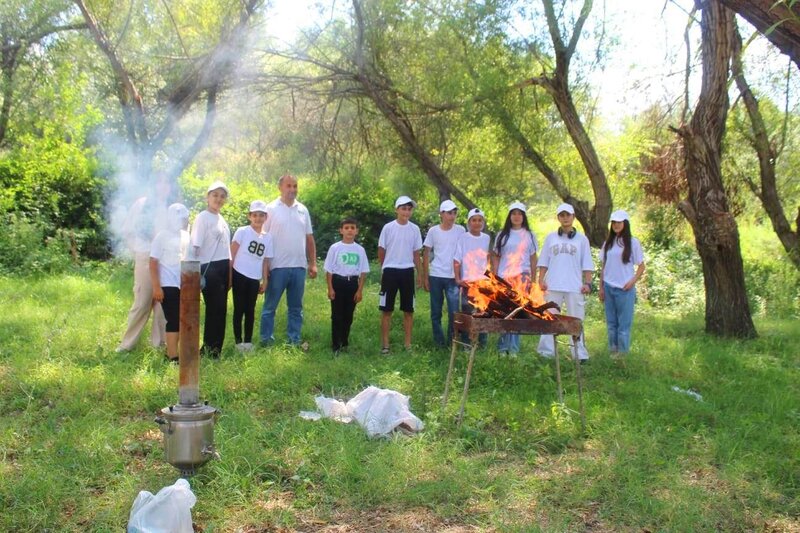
380, 346, 390, 356
235, 343, 246, 352
241, 342, 254, 352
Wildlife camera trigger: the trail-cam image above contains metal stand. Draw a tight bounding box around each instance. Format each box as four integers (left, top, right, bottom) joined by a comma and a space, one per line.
442, 313, 586, 432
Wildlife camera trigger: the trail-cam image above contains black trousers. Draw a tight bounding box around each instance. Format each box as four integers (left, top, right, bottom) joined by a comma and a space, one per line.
232, 269, 260, 343
200, 259, 230, 356
331, 274, 359, 350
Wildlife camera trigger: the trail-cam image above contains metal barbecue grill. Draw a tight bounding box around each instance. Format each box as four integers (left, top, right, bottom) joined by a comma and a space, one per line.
442, 312, 586, 430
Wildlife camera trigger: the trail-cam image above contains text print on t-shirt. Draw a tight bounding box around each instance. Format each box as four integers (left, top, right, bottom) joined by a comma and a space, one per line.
549, 243, 577, 257
338, 252, 360, 266
248, 240, 266, 256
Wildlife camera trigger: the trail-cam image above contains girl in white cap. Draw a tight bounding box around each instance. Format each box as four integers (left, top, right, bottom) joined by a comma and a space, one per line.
491, 201, 538, 354
230, 200, 274, 352
191, 181, 232, 358
149, 203, 190, 361
599, 210, 645, 357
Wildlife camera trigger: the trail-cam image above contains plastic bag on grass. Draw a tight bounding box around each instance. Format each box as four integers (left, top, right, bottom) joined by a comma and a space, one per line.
127, 478, 196, 533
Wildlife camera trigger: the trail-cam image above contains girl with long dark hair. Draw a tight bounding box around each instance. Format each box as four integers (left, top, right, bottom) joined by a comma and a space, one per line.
599, 210, 646, 357
491, 201, 538, 354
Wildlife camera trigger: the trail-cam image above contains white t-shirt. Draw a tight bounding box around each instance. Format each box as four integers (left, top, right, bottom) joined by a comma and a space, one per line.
538, 231, 594, 292
453, 232, 491, 282
493, 228, 538, 278
190, 210, 231, 263
232, 225, 274, 280
265, 198, 313, 269
378, 220, 423, 270
150, 229, 190, 288
125, 196, 168, 254
423, 224, 465, 278
324, 241, 370, 277
601, 237, 645, 289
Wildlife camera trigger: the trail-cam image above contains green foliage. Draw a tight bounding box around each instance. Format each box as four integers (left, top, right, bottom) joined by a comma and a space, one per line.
302, 175, 396, 256
0, 213, 76, 274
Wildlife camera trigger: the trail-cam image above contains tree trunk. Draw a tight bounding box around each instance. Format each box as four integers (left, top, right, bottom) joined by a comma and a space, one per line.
730, 25, 800, 269
547, 71, 612, 246
678, 0, 756, 338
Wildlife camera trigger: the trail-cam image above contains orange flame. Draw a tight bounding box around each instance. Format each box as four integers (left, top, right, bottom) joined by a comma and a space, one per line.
462, 240, 553, 320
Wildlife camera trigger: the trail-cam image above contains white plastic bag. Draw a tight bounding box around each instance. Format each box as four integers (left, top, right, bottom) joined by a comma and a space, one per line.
127, 478, 196, 533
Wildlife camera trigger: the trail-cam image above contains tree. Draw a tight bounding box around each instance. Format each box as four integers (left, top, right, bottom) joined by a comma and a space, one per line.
0, 0, 86, 145
730, 22, 800, 269
673, 0, 756, 338
511, 0, 612, 246
72, 0, 262, 181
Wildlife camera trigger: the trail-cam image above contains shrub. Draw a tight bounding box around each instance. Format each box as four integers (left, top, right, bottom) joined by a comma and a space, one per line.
302, 178, 396, 257
0, 213, 75, 275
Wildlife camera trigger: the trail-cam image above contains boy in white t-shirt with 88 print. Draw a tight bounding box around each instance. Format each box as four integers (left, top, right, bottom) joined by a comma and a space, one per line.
230, 200, 274, 352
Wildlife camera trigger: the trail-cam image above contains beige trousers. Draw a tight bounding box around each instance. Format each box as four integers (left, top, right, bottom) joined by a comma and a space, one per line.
118, 252, 166, 350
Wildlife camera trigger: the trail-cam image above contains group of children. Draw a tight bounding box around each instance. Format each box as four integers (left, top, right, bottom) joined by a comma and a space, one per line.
146, 180, 645, 361
149, 181, 273, 360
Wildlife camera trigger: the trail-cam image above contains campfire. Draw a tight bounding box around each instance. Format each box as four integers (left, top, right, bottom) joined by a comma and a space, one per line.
444, 249, 586, 431
465, 270, 558, 320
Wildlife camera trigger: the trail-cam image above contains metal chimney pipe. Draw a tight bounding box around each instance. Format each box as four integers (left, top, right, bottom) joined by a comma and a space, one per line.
179, 260, 200, 405
155, 259, 219, 476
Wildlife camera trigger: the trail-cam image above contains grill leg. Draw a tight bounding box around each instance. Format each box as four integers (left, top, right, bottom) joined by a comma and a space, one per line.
442, 336, 460, 410
573, 334, 586, 433
554, 334, 563, 403
456, 343, 478, 426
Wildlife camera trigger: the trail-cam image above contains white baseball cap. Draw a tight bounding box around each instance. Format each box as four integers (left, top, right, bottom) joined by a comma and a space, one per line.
467, 207, 485, 221
168, 202, 189, 220
249, 200, 268, 213
508, 201, 527, 213
556, 202, 575, 215
439, 199, 457, 212
206, 180, 229, 196
395, 195, 417, 208
610, 209, 629, 222
167, 203, 189, 231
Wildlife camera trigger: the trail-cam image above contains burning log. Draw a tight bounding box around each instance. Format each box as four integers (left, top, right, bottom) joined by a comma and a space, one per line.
466, 270, 560, 319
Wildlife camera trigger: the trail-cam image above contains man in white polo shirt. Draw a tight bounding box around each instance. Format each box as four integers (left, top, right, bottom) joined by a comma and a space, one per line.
260, 174, 317, 346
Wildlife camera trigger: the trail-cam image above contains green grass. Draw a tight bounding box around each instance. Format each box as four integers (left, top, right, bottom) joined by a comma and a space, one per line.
0, 264, 798, 531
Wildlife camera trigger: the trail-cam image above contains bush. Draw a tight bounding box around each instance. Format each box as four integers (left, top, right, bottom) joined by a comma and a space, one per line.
302, 178, 396, 257
639, 241, 705, 314
0, 213, 76, 275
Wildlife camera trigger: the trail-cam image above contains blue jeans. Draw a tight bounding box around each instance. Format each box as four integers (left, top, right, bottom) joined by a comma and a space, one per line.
429, 276, 459, 346
459, 289, 487, 347
497, 273, 531, 354
260, 267, 306, 344
603, 283, 636, 353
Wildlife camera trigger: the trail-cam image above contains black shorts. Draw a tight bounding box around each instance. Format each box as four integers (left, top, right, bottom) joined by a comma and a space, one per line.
379, 267, 415, 313
161, 287, 180, 332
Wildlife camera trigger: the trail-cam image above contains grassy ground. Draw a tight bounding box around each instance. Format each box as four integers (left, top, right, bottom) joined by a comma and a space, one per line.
0, 263, 798, 532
